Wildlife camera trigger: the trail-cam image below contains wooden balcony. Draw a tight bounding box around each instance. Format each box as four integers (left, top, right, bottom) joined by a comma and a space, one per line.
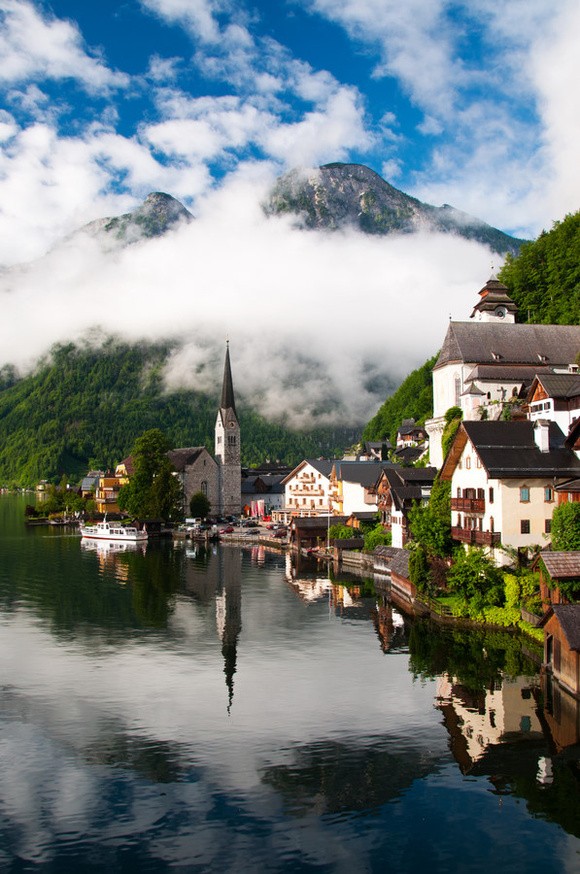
451, 527, 501, 546
451, 497, 485, 513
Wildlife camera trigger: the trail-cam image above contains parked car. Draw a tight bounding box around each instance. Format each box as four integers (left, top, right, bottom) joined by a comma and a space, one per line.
220, 526, 234, 534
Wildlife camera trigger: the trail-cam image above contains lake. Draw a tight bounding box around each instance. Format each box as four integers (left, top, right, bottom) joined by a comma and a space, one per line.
1, 493, 579, 872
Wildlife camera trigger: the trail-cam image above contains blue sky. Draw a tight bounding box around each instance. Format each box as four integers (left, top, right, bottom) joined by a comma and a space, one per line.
0, 0, 578, 424
1, 0, 579, 265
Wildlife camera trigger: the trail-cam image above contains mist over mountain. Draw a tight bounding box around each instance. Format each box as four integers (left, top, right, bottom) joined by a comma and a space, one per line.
265, 164, 526, 255
0, 162, 524, 477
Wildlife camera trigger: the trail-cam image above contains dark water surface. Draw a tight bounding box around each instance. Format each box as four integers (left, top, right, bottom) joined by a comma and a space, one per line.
1, 494, 580, 872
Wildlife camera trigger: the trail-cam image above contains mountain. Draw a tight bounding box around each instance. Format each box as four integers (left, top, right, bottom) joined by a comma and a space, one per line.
0, 341, 358, 487
68, 192, 194, 250
265, 163, 525, 255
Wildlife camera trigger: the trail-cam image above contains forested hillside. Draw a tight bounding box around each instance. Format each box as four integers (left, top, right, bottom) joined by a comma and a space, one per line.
363, 210, 580, 444
362, 356, 436, 445
498, 211, 580, 324
0, 342, 356, 486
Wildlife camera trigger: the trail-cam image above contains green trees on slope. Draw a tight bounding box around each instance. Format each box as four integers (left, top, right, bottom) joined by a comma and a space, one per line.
0, 341, 355, 486
498, 211, 580, 324
363, 355, 436, 445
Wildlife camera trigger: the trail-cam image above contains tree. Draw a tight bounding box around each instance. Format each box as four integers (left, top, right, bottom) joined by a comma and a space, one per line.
189, 491, 211, 519
363, 524, 392, 552
408, 478, 452, 559
551, 502, 580, 551
118, 429, 183, 523
447, 547, 505, 610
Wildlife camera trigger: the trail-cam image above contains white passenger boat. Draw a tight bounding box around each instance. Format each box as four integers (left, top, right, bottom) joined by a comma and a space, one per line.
79, 517, 148, 542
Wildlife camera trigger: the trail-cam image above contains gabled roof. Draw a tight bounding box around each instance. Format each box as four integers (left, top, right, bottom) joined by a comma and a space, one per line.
435, 322, 580, 370
281, 458, 334, 485
440, 420, 580, 480
540, 604, 580, 651
528, 373, 580, 402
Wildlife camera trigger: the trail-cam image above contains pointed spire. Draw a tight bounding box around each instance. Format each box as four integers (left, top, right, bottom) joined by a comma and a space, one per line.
220, 341, 237, 415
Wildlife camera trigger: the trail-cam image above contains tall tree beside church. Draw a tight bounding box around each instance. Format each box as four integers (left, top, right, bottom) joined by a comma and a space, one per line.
498, 211, 580, 325
118, 429, 183, 523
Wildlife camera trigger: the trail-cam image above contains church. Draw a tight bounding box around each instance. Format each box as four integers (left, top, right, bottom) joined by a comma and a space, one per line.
168, 343, 241, 518
426, 276, 580, 467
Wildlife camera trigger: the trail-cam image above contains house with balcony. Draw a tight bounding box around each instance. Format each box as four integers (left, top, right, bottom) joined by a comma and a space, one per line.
374, 465, 438, 548
439, 419, 580, 565
281, 459, 334, 521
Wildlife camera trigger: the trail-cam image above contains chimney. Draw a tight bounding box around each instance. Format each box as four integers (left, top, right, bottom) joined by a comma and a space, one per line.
534, 420, 550, 453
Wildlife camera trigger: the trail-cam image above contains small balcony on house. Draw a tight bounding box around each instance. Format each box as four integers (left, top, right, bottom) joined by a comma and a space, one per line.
451, 526, 501, 546
451, 497, 485, 513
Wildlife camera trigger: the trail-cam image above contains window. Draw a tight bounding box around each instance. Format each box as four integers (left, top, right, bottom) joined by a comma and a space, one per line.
520, 486, 530, 503
465, 457, 471, 469
228, 435, 236, 445
545, 518, 552, 534
454, 374, 461, 406
476, 457, 482, 468
201, 481, 208, 496
521, 519, 530, 534
489, 487, 494, 504
544, 487, 553, 503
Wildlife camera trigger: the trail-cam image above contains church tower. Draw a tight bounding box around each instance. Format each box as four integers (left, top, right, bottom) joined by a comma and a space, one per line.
469, 275, 518, 323
215, 342, 241, 517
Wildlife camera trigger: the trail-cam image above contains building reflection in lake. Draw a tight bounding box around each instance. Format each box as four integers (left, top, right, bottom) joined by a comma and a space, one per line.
435, 672, 543, 774
183, 546, 242, 713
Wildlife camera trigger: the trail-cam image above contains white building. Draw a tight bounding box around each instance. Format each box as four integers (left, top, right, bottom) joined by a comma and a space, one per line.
440, 419, 580, 565
426, 277, 580, 468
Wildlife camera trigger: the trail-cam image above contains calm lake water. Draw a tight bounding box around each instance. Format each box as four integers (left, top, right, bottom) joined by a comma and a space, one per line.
1, 494, 580, 873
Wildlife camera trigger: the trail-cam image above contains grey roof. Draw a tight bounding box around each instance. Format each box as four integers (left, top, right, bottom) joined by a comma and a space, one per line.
461, 420, 580, 478
555, 478, 580, 493
282, 458, 334, 485
529, 373, 580, 400
435, 322, 580, 370
540, 551, 580, 579
548, 605, 580, 651
464, 364, 551, 383
168, 447, 208, 472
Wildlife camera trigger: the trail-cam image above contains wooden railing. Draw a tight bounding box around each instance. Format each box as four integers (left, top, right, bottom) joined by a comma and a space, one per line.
451, 527, 501, 546
451, 497, 485, 513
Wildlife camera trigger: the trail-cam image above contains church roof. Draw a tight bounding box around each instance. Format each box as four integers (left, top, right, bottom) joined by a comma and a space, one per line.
220, 342, 237, 415
168, 447, 209, 471
435, 322, 580, 370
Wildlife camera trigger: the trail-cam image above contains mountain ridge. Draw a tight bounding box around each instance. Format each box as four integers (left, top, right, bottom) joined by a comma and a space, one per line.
264, 163, 525, 255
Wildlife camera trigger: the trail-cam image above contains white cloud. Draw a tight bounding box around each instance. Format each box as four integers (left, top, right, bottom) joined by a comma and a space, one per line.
0, 0, 128, 92
140, 0, 225, 44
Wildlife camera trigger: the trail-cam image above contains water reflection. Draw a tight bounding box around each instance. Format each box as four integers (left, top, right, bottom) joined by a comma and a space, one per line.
2, 496, 580, 870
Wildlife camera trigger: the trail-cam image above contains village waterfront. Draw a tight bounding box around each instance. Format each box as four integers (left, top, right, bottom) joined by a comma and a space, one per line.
1, 493, 580, 872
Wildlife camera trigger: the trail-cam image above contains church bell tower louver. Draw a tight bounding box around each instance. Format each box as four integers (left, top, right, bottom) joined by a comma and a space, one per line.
215, 342, 241, 517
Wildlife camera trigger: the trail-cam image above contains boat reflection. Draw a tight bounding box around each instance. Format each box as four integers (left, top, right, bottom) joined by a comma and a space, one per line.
80, 537, 147, 583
